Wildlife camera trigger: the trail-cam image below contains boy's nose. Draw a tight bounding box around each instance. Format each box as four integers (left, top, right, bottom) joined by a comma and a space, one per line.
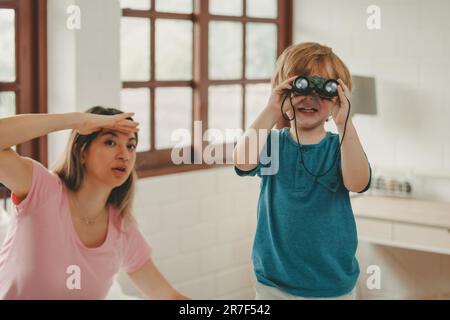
306, 92, 320, 102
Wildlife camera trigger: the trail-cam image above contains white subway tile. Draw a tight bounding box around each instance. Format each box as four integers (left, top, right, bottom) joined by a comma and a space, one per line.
217, 265, 254, 296
419, 0, 450, 34
133, 205, 163, 235
180, 223, 217, 253
176, 169, 218, 200
328, 0, 366, 33
136, 175, 180, 205
232, 238, 253, 266
161, 199, 201, 230
234, 191, 259, 217
156, 252, 201, 284
176, 275, 218, 300
215, 288, 256, 300
200, 244, 234, 274
217, 217, 251, 244
147, 231, 180, 260
200, 193, 235, 222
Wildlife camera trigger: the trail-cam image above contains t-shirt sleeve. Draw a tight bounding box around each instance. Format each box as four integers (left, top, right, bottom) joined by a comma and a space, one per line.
234, 129, 277, 178
121, 219, 153, 274
12, 158, 61, 216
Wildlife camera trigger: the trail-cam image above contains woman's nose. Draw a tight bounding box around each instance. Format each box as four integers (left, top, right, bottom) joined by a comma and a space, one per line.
117, 145, 130, 161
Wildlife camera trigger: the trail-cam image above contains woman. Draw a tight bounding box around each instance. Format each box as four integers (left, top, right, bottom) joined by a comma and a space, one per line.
0, 106, 188, 300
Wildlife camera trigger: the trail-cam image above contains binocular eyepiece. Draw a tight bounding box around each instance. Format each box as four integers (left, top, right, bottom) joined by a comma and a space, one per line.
292, 76, 339, 100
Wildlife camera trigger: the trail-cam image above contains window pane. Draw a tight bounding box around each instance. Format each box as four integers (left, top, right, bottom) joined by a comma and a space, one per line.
121, 18, 150, 81
209, 22, 243, 80
120, 88, 151, 152
156, 19, 192, 81
208, 85, 242, 143
0, 92, 16, 117
245, 84, 271, 128
155, 87, 192, 149
120, 0, 151, 10
0, 10, 16, 82
209, 0, 242, 16
246, 23, 277, 79
156, 0, 192, 14
246, 0, 277, 18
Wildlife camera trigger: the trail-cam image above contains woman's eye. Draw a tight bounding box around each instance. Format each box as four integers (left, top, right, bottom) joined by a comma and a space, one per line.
128, 144, 137, 151
105, 140, 116, 147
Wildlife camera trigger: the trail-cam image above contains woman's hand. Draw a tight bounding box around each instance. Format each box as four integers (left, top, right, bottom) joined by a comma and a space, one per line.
331, 79, 352, 131
75, 112, 139, 135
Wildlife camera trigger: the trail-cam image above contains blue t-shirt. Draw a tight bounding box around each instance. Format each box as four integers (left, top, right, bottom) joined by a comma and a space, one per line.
235, 127, 371, 298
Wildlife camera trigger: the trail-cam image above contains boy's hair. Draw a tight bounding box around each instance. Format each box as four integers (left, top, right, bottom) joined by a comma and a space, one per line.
272, 42, 352, 91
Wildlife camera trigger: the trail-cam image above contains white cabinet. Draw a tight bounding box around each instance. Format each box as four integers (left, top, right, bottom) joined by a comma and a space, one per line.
352, 196, 450, 255
356, 217, 392, 242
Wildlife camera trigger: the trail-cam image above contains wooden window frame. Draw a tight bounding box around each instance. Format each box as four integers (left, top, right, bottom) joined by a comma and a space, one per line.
0, 0, 47, 197
121, 0, 292, 178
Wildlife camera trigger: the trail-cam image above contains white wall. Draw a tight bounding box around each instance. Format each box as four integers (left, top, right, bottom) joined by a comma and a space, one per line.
293, 0, 450, 299
294, 0, 450, 201
47, 0, 121, 168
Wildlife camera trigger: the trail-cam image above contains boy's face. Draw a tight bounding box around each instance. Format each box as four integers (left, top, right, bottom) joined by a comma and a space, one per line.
287, 65, 339, 130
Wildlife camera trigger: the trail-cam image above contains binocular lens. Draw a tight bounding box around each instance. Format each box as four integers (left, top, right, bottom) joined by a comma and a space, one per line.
324, 80, 338, 94
294, 77, 309, 90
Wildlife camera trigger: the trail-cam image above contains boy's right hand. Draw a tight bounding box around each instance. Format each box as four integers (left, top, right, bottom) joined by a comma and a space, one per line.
75, 112, 139, 135
266, 75, 306, 115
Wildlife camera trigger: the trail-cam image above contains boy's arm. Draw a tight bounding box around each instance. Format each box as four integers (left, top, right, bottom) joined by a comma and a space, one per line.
233, 107, 279, 172
334, 79, 371, 193
338, 120, 371, 193
233, 75, 300, 172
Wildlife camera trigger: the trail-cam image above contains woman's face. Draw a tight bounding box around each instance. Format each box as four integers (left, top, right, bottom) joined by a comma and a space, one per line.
83, 130, 137, 188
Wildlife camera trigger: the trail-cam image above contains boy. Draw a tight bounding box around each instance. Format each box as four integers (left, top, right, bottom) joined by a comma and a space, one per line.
233, 42, 371, 299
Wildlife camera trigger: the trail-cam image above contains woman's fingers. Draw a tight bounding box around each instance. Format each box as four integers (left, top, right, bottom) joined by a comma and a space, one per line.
118, 112, 135, 119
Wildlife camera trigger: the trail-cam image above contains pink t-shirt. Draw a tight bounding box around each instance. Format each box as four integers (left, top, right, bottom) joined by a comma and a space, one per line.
0, 159, 152, 300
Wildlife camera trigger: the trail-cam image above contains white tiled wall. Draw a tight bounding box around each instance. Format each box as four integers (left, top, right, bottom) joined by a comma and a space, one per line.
117, 168, 260, 299
294, 0, 450, 187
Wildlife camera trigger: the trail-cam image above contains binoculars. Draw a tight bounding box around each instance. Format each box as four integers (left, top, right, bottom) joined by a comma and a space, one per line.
292, 76, 339, 100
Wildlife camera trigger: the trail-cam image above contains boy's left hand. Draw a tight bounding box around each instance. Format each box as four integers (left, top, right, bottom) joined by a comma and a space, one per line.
330, 79, 351, 132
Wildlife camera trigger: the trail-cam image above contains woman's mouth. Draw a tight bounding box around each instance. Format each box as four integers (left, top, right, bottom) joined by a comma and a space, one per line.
112, 167, 127, 176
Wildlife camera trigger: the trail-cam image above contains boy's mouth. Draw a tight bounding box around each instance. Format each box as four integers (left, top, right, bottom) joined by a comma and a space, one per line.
297, 107, 318, 113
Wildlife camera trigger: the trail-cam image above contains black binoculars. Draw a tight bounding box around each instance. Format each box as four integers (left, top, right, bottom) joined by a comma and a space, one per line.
292, 76, 339, 100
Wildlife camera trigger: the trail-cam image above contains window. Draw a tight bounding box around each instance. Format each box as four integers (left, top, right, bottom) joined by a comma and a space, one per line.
0, 0, 47, 163
0, 0, 47, 197
120, 0, 292, 177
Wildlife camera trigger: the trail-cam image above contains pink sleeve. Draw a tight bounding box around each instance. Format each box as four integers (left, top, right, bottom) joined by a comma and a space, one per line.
14, 159, 61, 216
121, 219, 152, 273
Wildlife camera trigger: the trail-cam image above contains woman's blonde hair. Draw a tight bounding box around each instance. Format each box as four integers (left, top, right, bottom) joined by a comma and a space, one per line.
272, 42, 352, 91
53, 106, 138, 222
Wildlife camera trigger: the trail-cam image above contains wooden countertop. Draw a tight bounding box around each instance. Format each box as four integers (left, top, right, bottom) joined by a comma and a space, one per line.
351, 195, 450, 229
